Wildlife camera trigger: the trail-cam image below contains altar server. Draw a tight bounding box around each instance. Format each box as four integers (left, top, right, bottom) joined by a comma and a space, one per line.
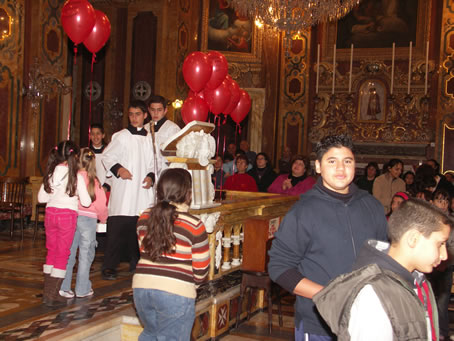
101, 100, 166, 280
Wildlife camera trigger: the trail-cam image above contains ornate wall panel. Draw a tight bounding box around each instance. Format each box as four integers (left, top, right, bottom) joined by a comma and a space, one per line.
0, 0, 23, 175
277, 33, 311, 161
35, 0, 68, 175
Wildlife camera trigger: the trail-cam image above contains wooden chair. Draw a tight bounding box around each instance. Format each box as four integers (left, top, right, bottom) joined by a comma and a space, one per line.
0, 177, 27, 241
33, 202, 46, 243
235, 217, 284, 334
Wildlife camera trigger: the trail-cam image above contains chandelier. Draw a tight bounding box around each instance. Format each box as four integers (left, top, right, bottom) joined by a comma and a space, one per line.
231, 0, 360, 36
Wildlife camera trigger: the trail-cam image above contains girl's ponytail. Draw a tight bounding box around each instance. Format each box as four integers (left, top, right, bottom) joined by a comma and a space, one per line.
63, 140, 80, 197
79, 148, 98, 201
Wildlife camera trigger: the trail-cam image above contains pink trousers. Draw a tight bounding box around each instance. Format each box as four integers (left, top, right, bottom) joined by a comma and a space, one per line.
44, 207, 78, 271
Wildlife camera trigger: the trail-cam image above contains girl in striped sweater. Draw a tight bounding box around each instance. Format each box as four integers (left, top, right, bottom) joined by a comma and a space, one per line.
132, 168, 210, 341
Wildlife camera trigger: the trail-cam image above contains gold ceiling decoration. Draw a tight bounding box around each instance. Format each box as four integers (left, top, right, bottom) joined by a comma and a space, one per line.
231, 0, 360, 36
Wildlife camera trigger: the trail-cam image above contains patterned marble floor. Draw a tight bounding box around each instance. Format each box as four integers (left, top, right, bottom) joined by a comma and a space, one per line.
3, 222, 453, 341
0, 223, 296, 341
0, 223, 136, 340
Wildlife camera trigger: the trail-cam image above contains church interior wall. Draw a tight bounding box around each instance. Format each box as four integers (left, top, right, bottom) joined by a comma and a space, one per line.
0, 0, 452, 178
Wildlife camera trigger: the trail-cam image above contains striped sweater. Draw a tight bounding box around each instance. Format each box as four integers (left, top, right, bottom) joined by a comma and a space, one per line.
132, 205, 210, 299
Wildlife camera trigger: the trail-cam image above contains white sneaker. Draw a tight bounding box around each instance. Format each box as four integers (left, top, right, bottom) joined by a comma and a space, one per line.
59, 290, 75, 298
76, 289, 94, 298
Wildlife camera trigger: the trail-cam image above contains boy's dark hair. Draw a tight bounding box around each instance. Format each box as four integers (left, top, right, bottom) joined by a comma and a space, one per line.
141, 168, 192, 261
129, 100, 148, 114
388, 198, 453, 243
314, 134, 354, 161
148, 95, 167, 109
43, 140, 80, 197
291, 154, 311, 175
90, 123, 104, 133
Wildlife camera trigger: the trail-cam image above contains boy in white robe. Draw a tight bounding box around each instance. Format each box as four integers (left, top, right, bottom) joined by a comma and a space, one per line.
101, 100, 166, 280
145, 95, 181, 157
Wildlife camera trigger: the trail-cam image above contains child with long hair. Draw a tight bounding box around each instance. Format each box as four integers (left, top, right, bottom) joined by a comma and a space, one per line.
59, 148, 108, 299
132, 168, 210, 340
38, 140, 92, 307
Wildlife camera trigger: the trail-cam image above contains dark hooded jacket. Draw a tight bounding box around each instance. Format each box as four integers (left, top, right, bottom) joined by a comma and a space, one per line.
268, 178, 388, 336
314, 240, 439, 341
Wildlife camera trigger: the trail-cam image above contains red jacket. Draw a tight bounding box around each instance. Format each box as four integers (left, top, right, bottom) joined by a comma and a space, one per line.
224, 173, 258, 192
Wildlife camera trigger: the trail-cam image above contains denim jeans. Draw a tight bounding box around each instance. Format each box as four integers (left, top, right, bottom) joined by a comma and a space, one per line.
133, 288, 195, 341
61, 215, 97, 296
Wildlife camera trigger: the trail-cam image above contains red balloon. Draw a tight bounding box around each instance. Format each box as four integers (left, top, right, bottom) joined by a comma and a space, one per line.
181, 96, 210, 124
61, 0, 96, 45
182, 52, 212, 93
223, 76, 241, 115
205, 51, 229, 90
188, 90, 205, 100
203, 79, 231, 115
230, 90, 251, 124
83, 10, 111, 53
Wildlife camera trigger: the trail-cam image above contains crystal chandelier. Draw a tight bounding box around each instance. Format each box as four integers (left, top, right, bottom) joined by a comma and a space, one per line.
231, 0, 360, 36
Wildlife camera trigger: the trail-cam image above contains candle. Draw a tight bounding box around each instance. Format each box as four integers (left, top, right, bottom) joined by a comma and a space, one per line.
332, 44, 336, 95
316, 44, 320, 94
407, 41, 412, 95
425, 40, 429, 95
390, 42, 395, 95
348, 43, 353, 93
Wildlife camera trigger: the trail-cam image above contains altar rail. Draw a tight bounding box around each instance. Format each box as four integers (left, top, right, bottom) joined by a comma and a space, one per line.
190, 190, 298, 281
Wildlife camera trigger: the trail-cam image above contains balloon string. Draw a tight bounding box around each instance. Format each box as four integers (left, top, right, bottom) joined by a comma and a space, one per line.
67, 87, 72, 140
88, 53, 95, 144
223, 113, 227, 125
73, 45, 77, 65
238, 123, 242, 135
220, 134, 226, 201
216, 116, 221, 157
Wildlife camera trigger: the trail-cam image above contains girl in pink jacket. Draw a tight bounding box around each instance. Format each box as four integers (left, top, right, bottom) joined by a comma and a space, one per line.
60, 148, 108, 299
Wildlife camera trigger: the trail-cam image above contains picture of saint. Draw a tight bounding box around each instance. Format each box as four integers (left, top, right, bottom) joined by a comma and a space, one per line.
207, 0, 252, 53
336, 0, 418, 48
359, 81, 386, 121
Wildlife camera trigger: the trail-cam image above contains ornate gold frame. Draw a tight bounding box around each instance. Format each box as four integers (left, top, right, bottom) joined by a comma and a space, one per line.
441, 122, 454, 174
357, 78, 387, 123
200, 0, 262, 63
321, 0, 431, 60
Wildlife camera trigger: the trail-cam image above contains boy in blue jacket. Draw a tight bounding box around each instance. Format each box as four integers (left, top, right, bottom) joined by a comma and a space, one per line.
268, 134, 388, 340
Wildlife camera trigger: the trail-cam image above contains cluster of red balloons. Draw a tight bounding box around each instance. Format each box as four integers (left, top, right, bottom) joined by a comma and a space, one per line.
181, 51, 251, 125
61, 0, 111, 54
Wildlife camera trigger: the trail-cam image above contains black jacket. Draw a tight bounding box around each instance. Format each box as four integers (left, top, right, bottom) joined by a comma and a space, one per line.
268, 178, 388, 336
247, 166, 277, 192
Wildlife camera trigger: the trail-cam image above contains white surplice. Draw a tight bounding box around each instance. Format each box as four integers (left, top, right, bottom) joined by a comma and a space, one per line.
102, 127, 167, 217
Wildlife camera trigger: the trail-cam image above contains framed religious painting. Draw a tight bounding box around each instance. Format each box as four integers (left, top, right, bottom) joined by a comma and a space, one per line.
321, 0, 431, 59
357, 79, 387, 123
200, 0, 262, 63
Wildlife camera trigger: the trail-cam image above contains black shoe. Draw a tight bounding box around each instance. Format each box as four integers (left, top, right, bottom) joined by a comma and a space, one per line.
102, 268, 117, 280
